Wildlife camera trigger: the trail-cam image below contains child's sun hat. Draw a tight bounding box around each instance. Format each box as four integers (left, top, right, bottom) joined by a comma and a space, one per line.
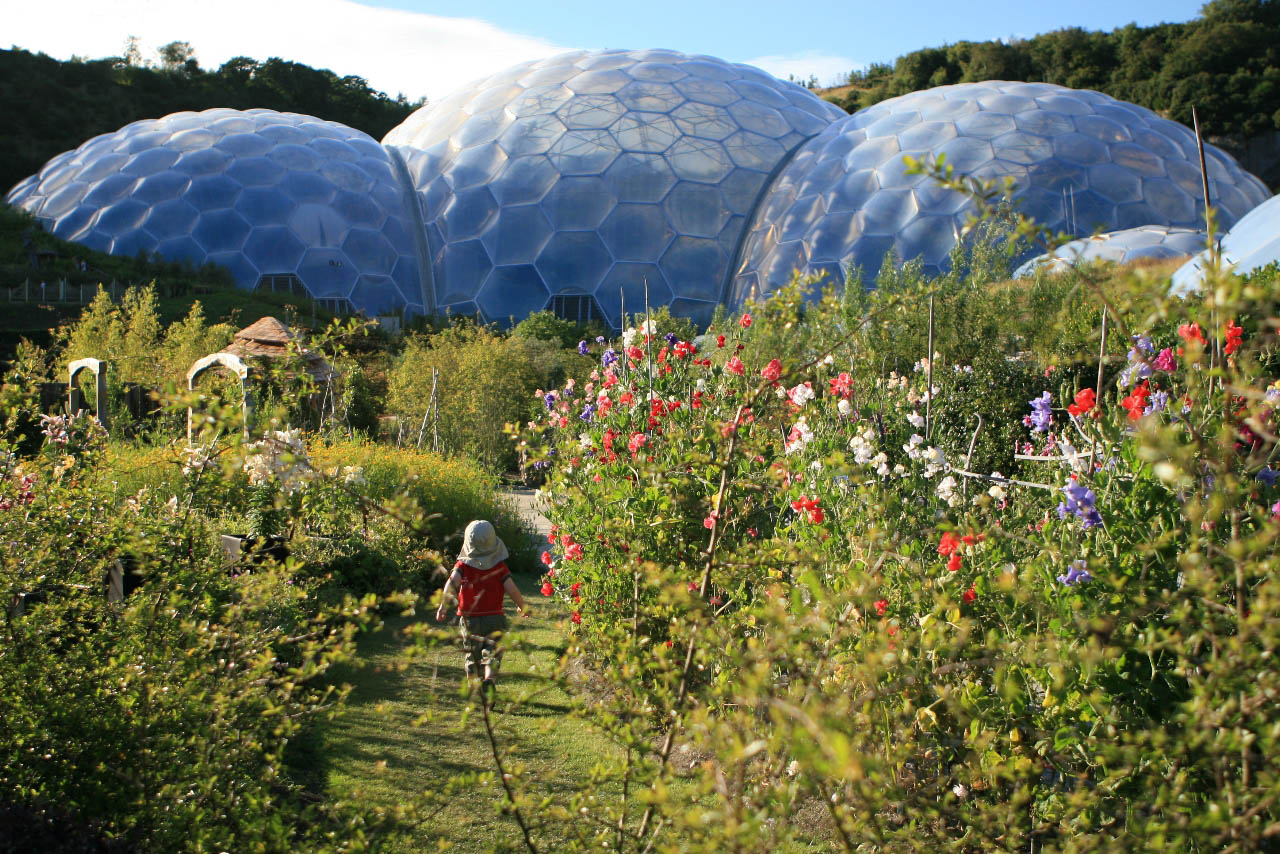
458, 520, 508, 570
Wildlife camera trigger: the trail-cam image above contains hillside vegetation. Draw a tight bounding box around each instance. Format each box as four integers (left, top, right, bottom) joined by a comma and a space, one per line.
0, 46, 420, 195
824, 0, 1280, 159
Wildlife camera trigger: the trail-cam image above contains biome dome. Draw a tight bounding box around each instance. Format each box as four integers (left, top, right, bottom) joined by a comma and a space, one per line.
729, 81, 1270, 307
1013, 225, 1207, 278
5, 108, 426, 316
382, 48, 845, 327
1171, 193, 1280, 295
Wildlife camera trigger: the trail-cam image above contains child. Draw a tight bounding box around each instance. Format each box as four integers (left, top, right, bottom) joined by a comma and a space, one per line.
435, 519, 528, 701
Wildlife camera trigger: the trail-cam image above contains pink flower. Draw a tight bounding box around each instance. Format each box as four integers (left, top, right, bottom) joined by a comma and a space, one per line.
703, 511, 719, 529
726, 356, 745, 376
1153, 348, 1177, 372
739, 313, 752, 329
565, 542, 584, 561
760, 359, 782, 382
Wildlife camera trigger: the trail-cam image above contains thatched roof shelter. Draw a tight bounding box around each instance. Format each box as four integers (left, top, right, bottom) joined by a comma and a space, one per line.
222, 317, 334, 382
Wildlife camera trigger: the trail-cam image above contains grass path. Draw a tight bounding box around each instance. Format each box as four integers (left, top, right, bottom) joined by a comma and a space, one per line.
319, 573, 620, 852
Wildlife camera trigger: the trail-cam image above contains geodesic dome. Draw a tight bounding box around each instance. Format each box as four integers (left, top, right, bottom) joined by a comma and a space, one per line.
729, 81, 1270, 307
5, 108, 426, 316
1013, 225, 1207, 278
1171, 193, 1280, 294
382, 48, 845, 327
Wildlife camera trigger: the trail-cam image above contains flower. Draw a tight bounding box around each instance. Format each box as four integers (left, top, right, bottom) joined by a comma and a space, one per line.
837, 399, 853, 416
787, 382, 815, 407
936, 475, 960, 507
540, 550, 554, 566
726, 356, 745, 376
1058, 481, 1102, 529
1057, 560, 1093, 586
874, 598, 888, 616
571, 610, 582, 625
790, 495, 823, 523
829, 372, 852, 399
761, 359, 782, 382
1066, 388, 1096, 417
907, 411, 925, 429
938, 531, 962, 557
565, 542, 584, 561
540, 581, 554, 596
578, 340, 590, 356
962, 585, 976, 604
785, 417, 814, 455
739, 313, 752, 329
716, 334, 726, 348
1144, 390, 1169, 416
1153, 347, 1177, 372
703, 511, 719, 529
1178, 322, 1206, 347
1225, 320, 1243, 355
1120, 381, 1151, 421
1026, 391, 1052, 433
1256, 467, 1280, 488
601, 348, 619, 368
947, 553, 963, 572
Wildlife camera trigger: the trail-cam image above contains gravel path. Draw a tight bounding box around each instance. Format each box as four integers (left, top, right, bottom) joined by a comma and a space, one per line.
500, 486, 552, 561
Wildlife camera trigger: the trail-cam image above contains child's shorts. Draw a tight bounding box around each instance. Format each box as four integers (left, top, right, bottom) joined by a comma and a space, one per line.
459, 614, 508, 676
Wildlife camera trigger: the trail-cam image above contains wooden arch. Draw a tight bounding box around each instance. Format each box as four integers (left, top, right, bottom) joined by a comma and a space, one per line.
185, 352, 254, 441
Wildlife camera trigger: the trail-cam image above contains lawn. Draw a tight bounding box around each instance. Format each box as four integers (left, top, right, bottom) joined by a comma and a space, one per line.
317, 573, 623, 852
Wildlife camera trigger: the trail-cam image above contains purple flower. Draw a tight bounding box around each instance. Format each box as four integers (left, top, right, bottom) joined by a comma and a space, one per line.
1132, 335, 1153, 355
1153, 348, 1177, 372
595, 336, 606, 344
561, 385, 574, 399
1144, 390, 1169, 416
1059, 481, 1102, 529
578, 340, 590, 356
579, 404, 595, 422
1027, 392, 1053, 433
601, 348, 618, 368
543, 393, 557, 411
664, 331, 678, 347
1057, 560, 1093, 586
1257, 467, 1280, 488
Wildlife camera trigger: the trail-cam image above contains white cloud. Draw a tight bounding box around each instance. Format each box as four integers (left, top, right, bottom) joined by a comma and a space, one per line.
5, 0, 574, 103
745, 51, 861, 88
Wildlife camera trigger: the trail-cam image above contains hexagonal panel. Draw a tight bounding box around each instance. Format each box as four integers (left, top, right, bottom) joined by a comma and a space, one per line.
477, 265, 551, 323
730, 80, 1268, 308
542, 177, 615, 229
480, 204, 553, 266
536, 231, 613, 291
599, 203, 674, 261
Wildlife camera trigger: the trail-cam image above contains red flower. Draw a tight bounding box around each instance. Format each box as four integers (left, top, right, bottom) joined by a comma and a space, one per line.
961, 532, 976, 546
540, 550, 554, 566
565, 542, 584, 561
760, 358, 782, 382
627, 432, 647, 456
747, 527, 758, 538
1225, 320, 1243, 355
703, 511, 719, 529
829, 372, 852, 399
874, 598, 888, 616
1066, 387, 1096, 417
808, 506, 824, 524
739, 313, 752, 329
1178, 322, 1206, 347
726, 355, 745, 376
962, 585, 977, 604
947, 553, 963, 572
570, 581, 582, 601
716, 334, 726, 348
571, 610, 582, 624
937, 531, 962, 556
540, 581, 554, 596
1121, 381, 1151, 421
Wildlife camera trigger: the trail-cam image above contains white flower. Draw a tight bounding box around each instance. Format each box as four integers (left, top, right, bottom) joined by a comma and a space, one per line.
181, 445, 215, 476
907, 411, 924, 429
903, 434, 925, 459
621, 327, 638, 348
936, 475, 960, 506
987, 472, 1007, 503
849, 426, 877, 465
785, 417, 814, 455
837, 399, 852, 416
953, 783, 968, 799
874, 454, 891, 478
341, 465, 367, 486
695, 378, 707, 392
787, 382, 815, 407
578, 433, 593, 449
893, 463, 907, 477
822, 354, 834, 366
922, 446, 946, 478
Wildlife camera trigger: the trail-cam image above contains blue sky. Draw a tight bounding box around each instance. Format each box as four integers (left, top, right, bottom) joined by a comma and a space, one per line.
9, 0, 1209, 102
353, 0, 1208, 83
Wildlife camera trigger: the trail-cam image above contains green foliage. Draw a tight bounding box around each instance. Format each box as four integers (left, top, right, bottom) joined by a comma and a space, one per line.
490, 220, 1280, 851
387, 323, 567, 472
512, 310, 604, 349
